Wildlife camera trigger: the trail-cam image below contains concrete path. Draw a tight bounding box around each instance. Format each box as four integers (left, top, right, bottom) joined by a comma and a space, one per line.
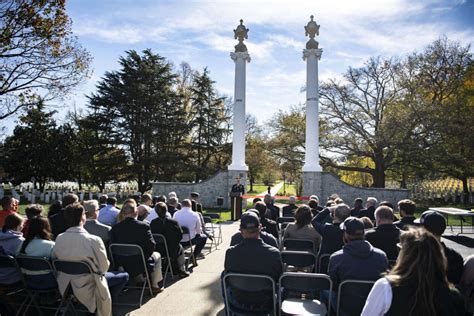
130, 221, 240, 316
245, 181, 285, 206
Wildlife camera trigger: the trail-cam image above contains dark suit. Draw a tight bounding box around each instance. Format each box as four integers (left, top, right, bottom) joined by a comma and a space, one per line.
49, 209, 67, 239
365, 224, 401, 261
150, 217, 183, 272
282, 204, 297, 217
358, 206, 376, 221
111, 217, 155, 258
266, 203, 280, 220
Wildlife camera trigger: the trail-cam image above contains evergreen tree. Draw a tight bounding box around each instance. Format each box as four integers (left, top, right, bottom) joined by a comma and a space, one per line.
189, 68, 230, 181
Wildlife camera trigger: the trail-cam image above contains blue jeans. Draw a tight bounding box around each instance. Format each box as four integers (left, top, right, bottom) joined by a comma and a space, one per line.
105, 271, 129, 302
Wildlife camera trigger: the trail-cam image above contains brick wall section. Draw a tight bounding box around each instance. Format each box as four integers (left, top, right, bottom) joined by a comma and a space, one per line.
152, 170, 247, 209
303, 172, 410, 206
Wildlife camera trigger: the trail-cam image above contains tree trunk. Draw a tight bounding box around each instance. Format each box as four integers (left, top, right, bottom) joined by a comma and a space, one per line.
461, 176, 469, 204
250, 176, 254, 192
371, 154, 386, 188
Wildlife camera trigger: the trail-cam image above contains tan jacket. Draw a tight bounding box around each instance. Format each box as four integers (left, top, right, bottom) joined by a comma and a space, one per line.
52, 226, 112, 316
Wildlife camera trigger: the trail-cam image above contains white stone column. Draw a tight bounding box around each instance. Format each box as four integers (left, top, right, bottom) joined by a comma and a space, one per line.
228, 51, 250, 171
302, 48, 323, 172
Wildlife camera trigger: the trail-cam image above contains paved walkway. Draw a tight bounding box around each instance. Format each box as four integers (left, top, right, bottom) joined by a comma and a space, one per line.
130, 221, 239, 316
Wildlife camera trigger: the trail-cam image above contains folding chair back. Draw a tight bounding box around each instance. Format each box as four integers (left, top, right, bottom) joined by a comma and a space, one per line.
283, 238, 315, 252
276, 217, 295, 225
109, 243, 153, 306
152, 234, 174, 282
279, 272, 333, 315
180, 226, 196, 268
281, 251, 316, 272
318, 253, 331, 274
0, 254, 22, 282
52, 260, 95, 315
204, 213, 223, 244
223, 273, 276, 316
337, 280, 375, 316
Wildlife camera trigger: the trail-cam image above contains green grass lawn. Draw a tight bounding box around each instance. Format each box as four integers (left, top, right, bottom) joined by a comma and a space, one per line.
246, 184, 271, 194
276, 183, 297, 196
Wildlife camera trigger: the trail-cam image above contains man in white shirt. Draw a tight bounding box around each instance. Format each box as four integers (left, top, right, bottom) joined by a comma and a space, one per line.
173, 199, 207, 259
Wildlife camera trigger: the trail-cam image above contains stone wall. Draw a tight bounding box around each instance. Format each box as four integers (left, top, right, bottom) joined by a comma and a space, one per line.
303, 172, 410, 205
152, 170, 247, 209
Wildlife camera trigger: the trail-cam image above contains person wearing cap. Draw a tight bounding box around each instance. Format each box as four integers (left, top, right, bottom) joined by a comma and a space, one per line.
311, 203, 351, 257
255, 201, 278, 238
230, 210, 278, 248
365, 206, 401, 261
393, 199, 417, 230
415, 210, 464, 284
329, 217, 388, 287
224, 212, 282, 311
264, 194, 280, 221
282, 196, 298, 217
358, 197, 378, 221
350, 197, 365, 217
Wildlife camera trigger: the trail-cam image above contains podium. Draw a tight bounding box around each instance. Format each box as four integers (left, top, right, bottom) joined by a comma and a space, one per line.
229, 191, 243, 221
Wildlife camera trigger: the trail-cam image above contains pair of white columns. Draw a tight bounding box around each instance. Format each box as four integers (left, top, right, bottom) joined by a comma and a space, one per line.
228, 49, 322, 172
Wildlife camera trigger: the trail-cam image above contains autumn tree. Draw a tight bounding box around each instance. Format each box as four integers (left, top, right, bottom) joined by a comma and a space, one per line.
0, 0, 91, 119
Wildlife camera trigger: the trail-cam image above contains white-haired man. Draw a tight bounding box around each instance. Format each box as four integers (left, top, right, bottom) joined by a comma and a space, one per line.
359, 197, 378, 221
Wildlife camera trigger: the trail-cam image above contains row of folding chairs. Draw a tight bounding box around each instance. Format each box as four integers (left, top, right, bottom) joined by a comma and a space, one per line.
223, 272, 375, 316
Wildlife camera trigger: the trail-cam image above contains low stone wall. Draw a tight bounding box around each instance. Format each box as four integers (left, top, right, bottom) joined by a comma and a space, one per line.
303, 172, 410, 206
152, 170, 247, 209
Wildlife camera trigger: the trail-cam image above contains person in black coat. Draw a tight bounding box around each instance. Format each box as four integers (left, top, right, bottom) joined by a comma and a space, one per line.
150, 202, 189, 278
255, 201, 278, 239
358, 197, 377, 221
264, 194, 280, 220
365, 206, 401, 261
282, 196, 298, 217
350, 197, 365, 217
394, 199, 417, 230
110, 201, 164, 293
49, 193, 78, 239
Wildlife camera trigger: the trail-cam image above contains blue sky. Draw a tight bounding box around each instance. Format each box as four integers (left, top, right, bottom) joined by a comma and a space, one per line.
3, 0, 473, 134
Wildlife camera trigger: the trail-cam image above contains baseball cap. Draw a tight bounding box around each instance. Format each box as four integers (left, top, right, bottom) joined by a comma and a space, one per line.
415, 211, 446, 236
240, 212, 260, 230
340, 216, 365, 235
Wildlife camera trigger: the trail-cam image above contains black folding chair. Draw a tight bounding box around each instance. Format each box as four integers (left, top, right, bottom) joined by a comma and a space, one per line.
0, 254, 26, 314
152, 234, 174, 284
281, 251, 317, 273
223, 273, 277, 316
109, 243, 153, 306
336, 280, 375, 316
283, 238, 315, 252
16, 256, 59, 315
203, 216, 218, 252
279, 272, 333, 316
317, 253, 331, 274
181, 226, 197, 268
52, 259, 95, 316
206, 213, 223, 244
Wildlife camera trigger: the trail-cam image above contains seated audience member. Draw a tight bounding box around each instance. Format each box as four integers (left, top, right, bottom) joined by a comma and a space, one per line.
415, 210, 464, 285
150, 202, 189, 278
394, 199, 417, 230
167, 197, 179, 217
190, 192, 203, 214
168, 192, 181, 210
173, 199, 208, 260
19, 216, 56, 288
361, 228, 465, 316
309, 195, 323, 210
49, 193, 79, 238
98, 195, 108, 210
350, 197, 365, 217
379, 201, 399, 221
230, 210, 278, 248
361, 216, 374, 229
311, 203, 351, 257
358, 197, 377, 221
255, 201, 278, 239
282, 196, 298, 217
308, 199, 320, 217
327, 217, 388, 311
224, 212, 283, 311
53, 203, 129, 315
459, 255, 474, 314
246, 197, 262, 212
365, 206, 401, 261
137, 205, 151, 222
264, 194, 280, 220
83, 200, 111, 246
0, 213, 24, 316
22, 204, 43, 235
110, 202, 163, 294
0, 196, 17, 228
140, 193, 156, 222
47, 200, 62, 218
284, 205, 321, 253
98, 197, 120, 226
117, 198, 136, 223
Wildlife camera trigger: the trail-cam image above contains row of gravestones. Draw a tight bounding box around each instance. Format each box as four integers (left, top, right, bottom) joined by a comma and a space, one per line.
411, 189, 474, 204
0, 187, 140, 203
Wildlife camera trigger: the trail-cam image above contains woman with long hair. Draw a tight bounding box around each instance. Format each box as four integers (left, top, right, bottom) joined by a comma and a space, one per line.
361, 227, 465, 316
19, 216, 57, 288
283, 205, 321, 253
